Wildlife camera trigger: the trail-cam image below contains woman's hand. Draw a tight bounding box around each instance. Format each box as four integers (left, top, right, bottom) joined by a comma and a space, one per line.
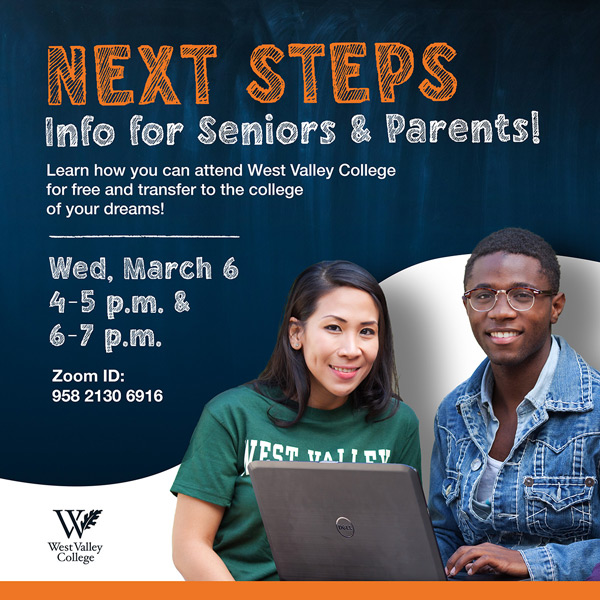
172, 494, 235, 581
445, 542, 529, 578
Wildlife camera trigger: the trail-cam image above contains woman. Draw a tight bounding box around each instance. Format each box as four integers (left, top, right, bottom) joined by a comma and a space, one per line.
171, 260, 421, 580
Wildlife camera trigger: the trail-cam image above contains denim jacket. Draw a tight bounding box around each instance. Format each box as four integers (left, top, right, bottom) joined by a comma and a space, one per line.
429, 336, 600, 580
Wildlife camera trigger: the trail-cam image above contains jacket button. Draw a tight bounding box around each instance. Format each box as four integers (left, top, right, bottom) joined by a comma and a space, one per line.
524, 477, 534, 487
471, 458, 482, 471
585, 477, 595, 487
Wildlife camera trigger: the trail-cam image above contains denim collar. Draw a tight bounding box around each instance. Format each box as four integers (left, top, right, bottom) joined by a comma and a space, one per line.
480, 335, 559, 413
455, 335, 595, 414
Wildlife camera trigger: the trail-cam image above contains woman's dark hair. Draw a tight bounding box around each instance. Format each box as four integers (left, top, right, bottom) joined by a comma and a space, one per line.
254, 260, 399, 427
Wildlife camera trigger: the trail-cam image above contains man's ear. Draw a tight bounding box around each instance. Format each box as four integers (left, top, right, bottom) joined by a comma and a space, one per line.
288, 317, 303, 350
550, 292, 566, 325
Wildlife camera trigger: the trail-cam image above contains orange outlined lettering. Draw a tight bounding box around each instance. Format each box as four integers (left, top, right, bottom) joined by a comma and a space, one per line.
246, 45, 285, 103
138, 46, 180, 105
94, 45, 134, 106
330, 43, 369, 104
375, 43, 414, 103
419, 42, 457, 101
180, 45, 217, 104
48, 46, 86, 105
288, 44, 325, 104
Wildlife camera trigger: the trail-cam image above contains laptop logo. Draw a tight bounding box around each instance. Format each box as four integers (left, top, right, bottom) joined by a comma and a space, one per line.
335, 516, 355, 538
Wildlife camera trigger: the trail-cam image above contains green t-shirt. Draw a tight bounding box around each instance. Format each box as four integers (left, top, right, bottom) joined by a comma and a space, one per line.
171, 385, 421, 581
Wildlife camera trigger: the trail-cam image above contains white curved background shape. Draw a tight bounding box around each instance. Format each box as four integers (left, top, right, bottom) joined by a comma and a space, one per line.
382, 255, 600, 496
0, 467, 180, 580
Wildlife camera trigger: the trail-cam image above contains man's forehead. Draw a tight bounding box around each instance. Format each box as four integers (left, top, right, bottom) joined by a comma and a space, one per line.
467, 252, 547, 286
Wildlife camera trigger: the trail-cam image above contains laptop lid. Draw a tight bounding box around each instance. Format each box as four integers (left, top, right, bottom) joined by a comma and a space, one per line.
249, 461, 447, 581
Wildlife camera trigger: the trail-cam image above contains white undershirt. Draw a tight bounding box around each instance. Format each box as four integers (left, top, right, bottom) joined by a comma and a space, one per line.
475, 456, 503, 504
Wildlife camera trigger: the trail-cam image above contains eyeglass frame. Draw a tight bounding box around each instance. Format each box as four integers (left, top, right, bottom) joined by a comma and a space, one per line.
463, 286, 558, 312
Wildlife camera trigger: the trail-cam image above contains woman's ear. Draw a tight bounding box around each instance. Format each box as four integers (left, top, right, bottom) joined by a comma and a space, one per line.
288, 317, 303, 350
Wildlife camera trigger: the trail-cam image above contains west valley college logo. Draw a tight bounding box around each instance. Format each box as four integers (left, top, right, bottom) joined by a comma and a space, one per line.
48, 509, 104, 565
54, 509, 102, 539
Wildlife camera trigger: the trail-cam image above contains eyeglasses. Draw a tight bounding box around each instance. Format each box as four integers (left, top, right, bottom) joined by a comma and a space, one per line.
463, 287, 557, 312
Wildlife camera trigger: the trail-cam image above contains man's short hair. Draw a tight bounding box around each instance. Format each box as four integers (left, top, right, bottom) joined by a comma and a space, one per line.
464, 227, 561, 291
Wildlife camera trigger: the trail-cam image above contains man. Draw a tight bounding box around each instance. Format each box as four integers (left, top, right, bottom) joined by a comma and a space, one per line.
429, 227, 600, 581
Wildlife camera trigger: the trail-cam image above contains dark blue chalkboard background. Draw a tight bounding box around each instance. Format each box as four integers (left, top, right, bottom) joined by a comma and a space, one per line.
1, 0, 599, 485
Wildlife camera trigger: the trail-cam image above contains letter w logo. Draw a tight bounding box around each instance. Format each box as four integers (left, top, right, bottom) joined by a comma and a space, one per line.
54, 509, 102, 539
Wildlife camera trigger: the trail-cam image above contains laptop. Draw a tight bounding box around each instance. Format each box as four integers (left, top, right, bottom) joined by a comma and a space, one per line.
249, 461, 447, 581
